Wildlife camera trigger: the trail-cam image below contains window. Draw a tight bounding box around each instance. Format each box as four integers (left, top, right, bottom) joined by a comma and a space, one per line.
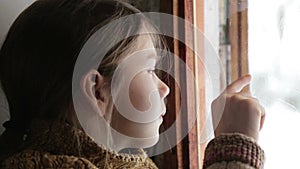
219, 0, 300, 168
154, 0, 222, 168
249, 0, 300, 168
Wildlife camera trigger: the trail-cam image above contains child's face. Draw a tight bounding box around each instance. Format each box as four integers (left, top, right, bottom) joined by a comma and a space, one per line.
110, 35, 170, 146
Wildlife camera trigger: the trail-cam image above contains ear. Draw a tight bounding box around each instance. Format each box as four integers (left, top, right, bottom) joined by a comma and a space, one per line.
81, 69, 108, 116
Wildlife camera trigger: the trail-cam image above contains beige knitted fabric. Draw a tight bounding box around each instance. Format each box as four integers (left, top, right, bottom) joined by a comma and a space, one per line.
203, 133, 265, 169
0, 121, 265, 169
0, 121, 158, 169
206, 161, 256, 169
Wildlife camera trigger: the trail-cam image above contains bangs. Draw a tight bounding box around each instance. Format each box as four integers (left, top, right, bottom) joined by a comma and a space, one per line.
97, 16, 172, 78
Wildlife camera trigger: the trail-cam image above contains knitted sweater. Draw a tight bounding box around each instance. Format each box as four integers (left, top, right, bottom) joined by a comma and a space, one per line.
0, 121, 264, 169
203, 133, 265, 169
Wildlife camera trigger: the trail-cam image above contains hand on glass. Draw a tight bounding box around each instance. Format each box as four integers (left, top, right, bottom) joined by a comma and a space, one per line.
212, 74, 266, 141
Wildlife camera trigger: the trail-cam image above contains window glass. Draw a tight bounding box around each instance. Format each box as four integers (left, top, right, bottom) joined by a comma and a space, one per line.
249, 0, 300, 168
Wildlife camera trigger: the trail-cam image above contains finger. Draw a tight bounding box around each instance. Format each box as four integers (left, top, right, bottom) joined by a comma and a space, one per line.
226, 74, 252, 93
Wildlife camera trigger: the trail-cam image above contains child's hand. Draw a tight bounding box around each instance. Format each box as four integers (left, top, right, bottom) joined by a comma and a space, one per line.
211, 75, 266, 141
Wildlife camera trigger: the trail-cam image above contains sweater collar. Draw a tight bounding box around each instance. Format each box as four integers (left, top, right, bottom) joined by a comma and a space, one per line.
25, 120, 157, 168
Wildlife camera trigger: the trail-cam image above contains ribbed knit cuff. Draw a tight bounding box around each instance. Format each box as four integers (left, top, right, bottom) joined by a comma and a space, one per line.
203, 133, 265, 169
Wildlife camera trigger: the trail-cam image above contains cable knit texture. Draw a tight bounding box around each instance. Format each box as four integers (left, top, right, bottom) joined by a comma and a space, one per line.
203, 133, 265, 169
0, 120, 158, 169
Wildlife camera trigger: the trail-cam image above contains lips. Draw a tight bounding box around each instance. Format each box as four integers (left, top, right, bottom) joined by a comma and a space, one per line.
161, 107, 167, 117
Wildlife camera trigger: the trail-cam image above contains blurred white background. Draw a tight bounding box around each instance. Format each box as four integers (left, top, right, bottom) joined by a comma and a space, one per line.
249, 0, 300, 168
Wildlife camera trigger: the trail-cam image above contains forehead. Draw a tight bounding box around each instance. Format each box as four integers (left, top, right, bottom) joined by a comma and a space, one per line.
134, 34, 159, 60
135, 34, 155, 49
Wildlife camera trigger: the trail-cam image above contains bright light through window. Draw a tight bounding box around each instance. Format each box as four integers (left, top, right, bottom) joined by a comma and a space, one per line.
249, 0, 300, 168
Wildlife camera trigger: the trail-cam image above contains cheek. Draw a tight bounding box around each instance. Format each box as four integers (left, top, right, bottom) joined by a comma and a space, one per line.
110, 107, 162, 138
129, 74, 155, 111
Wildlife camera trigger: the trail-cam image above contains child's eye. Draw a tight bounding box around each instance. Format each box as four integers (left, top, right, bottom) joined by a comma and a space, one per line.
147, 69, 156, 75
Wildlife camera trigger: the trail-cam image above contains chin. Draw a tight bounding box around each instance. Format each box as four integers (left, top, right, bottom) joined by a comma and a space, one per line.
129, 129, 160, 148
134, 134, 160, 148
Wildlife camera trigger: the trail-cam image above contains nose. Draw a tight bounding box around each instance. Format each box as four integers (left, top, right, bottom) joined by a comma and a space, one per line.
157, 78, 170, 99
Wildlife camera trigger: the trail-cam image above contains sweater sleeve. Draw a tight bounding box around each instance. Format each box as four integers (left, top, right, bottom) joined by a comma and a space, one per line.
203, 133, 265, 169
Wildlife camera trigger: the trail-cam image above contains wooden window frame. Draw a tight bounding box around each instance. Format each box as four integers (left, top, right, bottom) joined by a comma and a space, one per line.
229, 0, 249, 81
156, 0, 249, 168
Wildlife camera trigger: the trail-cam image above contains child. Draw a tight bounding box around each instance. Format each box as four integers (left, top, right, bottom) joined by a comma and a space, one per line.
0, 0, 265, 168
